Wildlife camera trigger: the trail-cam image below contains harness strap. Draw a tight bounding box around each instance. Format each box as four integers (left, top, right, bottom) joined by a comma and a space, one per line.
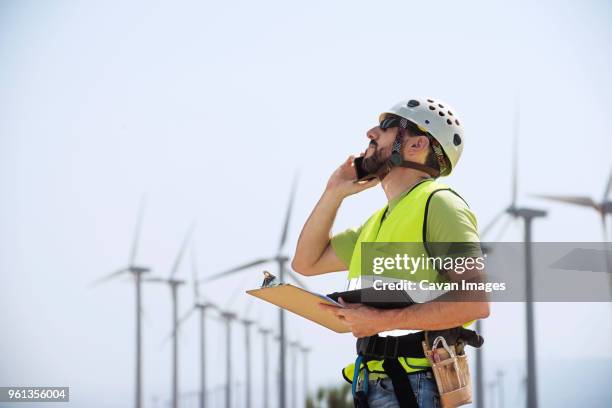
351, 355, 370, 408
382, 358, 420, 408
396, 161, 440, 178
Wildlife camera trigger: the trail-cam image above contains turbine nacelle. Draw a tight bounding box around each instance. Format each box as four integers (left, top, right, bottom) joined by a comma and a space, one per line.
506, 207, 547, 220
129, 266, 151, 274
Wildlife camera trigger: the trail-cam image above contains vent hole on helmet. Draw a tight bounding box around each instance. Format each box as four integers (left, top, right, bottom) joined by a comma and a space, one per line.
453, 134, 462, 146
425, 120, 430, 124
448, 111, 453, 116
438, 103, 444, 108
429, 106, 436, 110
447, 119, 452, 125
407, 100, 420, 107
455, 119, 460, 126
438, 111, 445, 116
427, 99, 434, 103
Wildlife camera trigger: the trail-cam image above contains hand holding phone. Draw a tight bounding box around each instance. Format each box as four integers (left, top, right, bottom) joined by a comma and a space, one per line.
353, 156, 378, 182
324, 155, 379, 200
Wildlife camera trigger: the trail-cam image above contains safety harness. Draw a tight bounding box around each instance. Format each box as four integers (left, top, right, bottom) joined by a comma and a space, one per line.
351, 328, 483, 408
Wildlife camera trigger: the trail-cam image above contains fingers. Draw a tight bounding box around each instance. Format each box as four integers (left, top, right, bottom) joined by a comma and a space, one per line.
338, 297, 362, 309
319, 302, 350, 318
318, 302, 341, 311
357, 177, 379, 185
353, 177, 380, 190
318, 303, 343, 317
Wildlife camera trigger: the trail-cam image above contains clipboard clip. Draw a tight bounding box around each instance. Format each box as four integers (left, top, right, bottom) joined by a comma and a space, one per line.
261, 271, 278, 288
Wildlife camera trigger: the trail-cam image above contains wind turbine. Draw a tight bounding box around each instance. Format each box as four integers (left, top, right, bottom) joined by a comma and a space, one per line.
300, 345, 311, 408
90, 198, 150, 408
166, 241, 217, 408
478, 102, 547, 408
143, 224, 194, 408
533, 169, 612, 240
533, 169, 612, 285
487, 380, 498, 408
204, 175, 308, 408
289, 340, 301, 408
219, 310, 237, 408
258, 327, 272, 408
240, 318, 255, 408
496, 369, 505, 408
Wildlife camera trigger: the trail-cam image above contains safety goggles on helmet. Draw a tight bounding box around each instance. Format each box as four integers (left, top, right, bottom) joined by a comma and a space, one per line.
379, 115, 429, 135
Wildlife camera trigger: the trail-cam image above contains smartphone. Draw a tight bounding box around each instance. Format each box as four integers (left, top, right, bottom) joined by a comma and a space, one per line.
353, 156, 377, 182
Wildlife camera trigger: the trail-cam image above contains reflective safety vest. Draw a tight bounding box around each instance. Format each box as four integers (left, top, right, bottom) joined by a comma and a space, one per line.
342, 179, 465, 382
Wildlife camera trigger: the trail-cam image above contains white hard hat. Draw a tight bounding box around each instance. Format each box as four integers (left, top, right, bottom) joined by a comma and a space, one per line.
379, 98, 465, 176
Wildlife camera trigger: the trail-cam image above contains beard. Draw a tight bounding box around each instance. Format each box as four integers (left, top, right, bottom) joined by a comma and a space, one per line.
362, 144, 391, 177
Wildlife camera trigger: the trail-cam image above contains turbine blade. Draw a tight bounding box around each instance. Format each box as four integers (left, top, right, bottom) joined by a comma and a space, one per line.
161, 307, 196, 346
142, 276, 167, 283
511, 100, 519, 209
278, 173, 299, 254
604, 168, 612, 201
208, 313, 224, 323
287, 270, 309, 290
169, 223, 196, 279
493, 215, 513, 242
532, 194, 598, 210
204, 301, 219, 311
205, 258, 272, 282
129, 195, 147, 267
89, 268, 128, 288
191, 241, 200, 301
479, 210, 506, 240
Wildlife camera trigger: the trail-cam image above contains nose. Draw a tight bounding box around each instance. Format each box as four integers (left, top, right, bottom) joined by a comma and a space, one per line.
367, 127, 379, 141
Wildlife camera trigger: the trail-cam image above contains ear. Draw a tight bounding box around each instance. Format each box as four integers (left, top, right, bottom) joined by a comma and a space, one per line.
403, 135, 430, 157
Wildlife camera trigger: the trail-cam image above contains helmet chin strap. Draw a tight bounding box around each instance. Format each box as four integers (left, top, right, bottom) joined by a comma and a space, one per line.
381, 132, 441, 179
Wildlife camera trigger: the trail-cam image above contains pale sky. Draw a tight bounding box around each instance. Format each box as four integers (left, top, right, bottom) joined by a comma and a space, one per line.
1, 0, 611, 407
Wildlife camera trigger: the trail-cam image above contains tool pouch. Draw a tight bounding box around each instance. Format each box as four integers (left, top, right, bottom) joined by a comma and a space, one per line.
422, 335, 472, 408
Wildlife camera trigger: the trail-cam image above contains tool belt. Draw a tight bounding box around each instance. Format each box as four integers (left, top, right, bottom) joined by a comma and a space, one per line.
351, 328, 483, 408
356, 331, 426, 359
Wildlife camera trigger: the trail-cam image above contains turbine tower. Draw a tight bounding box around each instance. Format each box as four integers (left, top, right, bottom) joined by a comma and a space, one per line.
91, 198, 150, 408
240, 318, 255, 408
143, 224, 194, 408
168, 240, 217, 408
219, 310, 237, 408
289, 340, 300, 408
258, 327, 272, 408
301, 345, 311, 408
478, 101, 547, 408
496, 369, 505, 408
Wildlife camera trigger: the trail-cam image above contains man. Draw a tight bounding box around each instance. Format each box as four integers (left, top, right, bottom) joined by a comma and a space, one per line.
292, 98, 489, 408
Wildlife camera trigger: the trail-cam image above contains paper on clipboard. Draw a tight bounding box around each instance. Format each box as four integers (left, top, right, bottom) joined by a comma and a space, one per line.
246, 283, 350, 333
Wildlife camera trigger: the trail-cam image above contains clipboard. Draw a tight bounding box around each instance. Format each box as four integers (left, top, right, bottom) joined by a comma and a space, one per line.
246, 284, 350, 333
246, 284, 418, 333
